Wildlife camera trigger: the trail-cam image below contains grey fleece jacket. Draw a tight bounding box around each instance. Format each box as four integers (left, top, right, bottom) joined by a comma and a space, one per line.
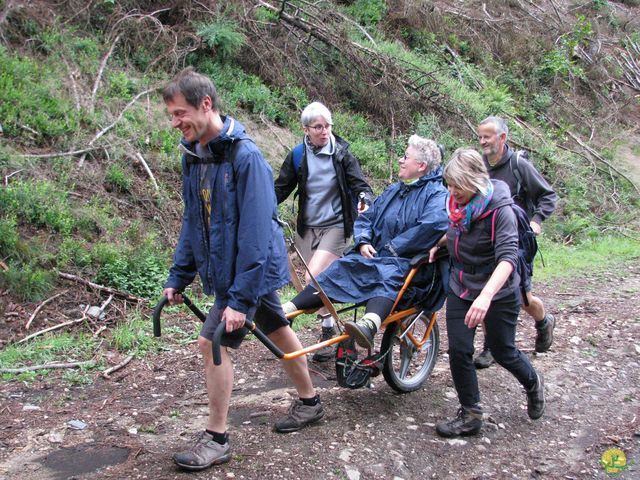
447, 180, 519, 301
483, 144, 557, 225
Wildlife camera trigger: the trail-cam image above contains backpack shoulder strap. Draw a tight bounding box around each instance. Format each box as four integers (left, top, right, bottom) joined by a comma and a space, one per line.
509, 150, 527, 198
292, 143, 304, 173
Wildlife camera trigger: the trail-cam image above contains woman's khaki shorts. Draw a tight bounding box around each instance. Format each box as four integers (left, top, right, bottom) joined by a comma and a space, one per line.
295, 226, 352, 262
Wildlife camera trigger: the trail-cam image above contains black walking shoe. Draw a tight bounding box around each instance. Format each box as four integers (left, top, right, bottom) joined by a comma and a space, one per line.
527, 373, 545, 420
535, 314, 555, 353
436, 406, 484, 438
312, 326, 336, 362
473, 348, 495, 369
344, 318, 377, 349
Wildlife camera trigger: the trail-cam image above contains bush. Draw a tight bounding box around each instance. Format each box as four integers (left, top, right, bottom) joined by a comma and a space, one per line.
105, 163, 132, 192
0, 263, 55, 302
0, 46, 80, 141
93, 237, 169, 299
0, 180, 76, 234
196, 20, 246, 62
0, 216, 19, 259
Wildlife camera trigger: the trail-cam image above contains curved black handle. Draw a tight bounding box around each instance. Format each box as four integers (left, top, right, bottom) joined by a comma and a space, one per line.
152, 296, 170, 337
212, 319, 285, 366
152, 293, 207, 338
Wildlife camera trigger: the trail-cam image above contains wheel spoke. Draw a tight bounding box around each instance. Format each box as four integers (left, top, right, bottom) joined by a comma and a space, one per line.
398, 341, 412, 379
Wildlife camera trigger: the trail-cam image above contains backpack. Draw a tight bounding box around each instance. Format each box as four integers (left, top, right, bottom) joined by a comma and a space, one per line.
291, 143, 304, 173
484, 203, 538, 306
509, 149, 529, 207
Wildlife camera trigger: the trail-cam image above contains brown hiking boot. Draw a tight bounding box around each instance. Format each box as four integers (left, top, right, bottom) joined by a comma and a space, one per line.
312, 326, 336, 362
274, 399, 324, 433
344, 317, 377, 349
535, 314, 555, 353
173, 431, 231, 471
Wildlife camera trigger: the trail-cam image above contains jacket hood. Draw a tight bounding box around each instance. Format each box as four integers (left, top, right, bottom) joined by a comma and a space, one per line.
401, 165, 444, 189
484, 144, 514, 171
488, 179, 514, 209
179, 116, 250, 153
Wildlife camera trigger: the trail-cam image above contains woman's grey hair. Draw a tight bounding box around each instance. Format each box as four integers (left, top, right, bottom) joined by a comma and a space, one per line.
479, 116, 509, 138
301, 102, 333, 126
407, 135, 441, 173
443, 148, 491, 196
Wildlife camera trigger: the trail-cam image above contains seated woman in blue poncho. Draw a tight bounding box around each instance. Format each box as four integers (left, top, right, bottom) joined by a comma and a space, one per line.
282, 135, 449, 349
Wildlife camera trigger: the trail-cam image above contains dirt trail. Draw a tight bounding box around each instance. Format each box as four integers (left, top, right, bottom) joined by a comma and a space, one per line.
1, 262, 639, 480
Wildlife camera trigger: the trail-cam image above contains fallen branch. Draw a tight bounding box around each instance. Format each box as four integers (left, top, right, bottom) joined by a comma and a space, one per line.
78, 87, 157, 167
544, 115, 640, 195
0, 360, 95, 374
18, 313, 88, 344
91, 34, 122, 109
18, 146, 104, 159
58, 272, 147, 303
4, 169, 23, 186
0, 260, 8, 271
135, 152, 159, 192
25, 290, 69, 330
102, 355, 134, 378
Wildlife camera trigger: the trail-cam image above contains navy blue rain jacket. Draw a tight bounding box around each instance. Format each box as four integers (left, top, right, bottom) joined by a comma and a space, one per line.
315, 167, 449, 308
164, 117, 289, 313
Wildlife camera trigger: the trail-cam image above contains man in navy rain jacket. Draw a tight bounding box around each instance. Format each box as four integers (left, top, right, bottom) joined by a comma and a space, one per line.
162, 68, 323, 472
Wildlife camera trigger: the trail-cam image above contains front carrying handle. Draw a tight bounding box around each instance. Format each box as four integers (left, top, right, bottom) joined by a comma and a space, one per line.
212, 319, 285, 365
152, 293, 207, 338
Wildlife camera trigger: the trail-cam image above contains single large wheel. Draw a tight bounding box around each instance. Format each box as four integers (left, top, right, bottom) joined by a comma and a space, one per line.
380, 312, 440, 393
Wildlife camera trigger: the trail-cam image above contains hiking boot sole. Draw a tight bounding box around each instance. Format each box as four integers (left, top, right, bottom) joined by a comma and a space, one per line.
174, 453, 232, 471
436, 422, 483, 438
274, 411, 324, 433
344, 323, 374, 350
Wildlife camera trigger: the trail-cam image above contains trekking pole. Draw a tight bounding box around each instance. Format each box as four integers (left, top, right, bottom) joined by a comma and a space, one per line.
276, 217, 343, 330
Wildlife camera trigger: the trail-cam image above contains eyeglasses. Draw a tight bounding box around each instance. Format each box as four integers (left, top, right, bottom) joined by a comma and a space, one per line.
306, 124, 332, 133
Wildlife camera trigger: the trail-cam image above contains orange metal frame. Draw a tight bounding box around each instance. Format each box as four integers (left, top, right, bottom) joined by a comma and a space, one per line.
280, 259, 438, 361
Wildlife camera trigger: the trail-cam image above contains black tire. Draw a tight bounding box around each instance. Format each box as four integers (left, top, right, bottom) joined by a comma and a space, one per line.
380, 312, 440, 393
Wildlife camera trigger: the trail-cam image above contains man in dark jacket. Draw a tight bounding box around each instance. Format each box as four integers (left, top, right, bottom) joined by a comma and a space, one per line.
162, 69, 323, 472
474, 116, 558, 368
274, 102, 373, 361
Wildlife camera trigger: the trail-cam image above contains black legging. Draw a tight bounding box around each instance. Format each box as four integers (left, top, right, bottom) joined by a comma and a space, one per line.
291, 285, 394, 320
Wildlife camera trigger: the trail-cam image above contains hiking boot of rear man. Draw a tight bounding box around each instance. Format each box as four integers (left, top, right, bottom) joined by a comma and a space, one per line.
173, 431, 231, 471
473, 348, 495, 369
436, 406, 484, 438
535, 314, 555, 353
312, 326, 336, 362
274, 399, 324, 433
527, 373, 545, 420
344, 318, 377, 349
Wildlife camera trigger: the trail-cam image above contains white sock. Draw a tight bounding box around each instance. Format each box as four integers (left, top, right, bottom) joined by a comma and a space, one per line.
282, 301, 297, 314
360, 312, 382, 330
320, 315, 334, 328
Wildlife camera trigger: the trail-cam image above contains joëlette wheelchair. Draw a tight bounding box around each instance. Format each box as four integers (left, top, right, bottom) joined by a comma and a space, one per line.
152, 250, 448, 394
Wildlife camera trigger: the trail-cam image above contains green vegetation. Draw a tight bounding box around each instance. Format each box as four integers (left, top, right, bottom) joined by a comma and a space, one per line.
534, 236, 640, 281
0, 1, 638, 386
110, 314, 159, 355
0, 331, 99, 381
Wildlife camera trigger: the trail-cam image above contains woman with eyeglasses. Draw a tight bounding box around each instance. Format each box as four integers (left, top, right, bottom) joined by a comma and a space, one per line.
282, 136, 448, 350
275, 102, 373, 362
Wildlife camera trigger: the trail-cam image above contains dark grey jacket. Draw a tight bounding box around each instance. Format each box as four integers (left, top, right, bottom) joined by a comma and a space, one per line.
483, 145, 557, 225
447, 180, 519, 301
274, 134, 373, 239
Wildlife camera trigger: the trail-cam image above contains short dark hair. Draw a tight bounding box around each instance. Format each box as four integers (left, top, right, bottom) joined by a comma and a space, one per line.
162, 67, 221, 111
